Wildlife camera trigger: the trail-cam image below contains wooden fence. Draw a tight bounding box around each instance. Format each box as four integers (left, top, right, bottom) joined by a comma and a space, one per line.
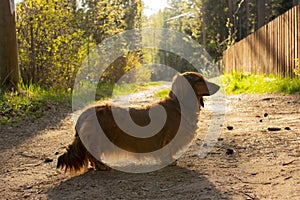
222, 5, 300, 77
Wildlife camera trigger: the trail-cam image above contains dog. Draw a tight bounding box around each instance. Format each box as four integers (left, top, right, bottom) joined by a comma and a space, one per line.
57, 72, 220, 172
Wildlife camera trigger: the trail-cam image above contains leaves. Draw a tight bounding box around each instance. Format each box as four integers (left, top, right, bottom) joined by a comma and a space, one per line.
0, 91, 43, 124
16, 0, 143, 91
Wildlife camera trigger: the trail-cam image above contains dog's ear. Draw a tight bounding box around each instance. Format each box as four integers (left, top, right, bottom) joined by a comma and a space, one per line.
170, 74, 199, 109
194, 80, 220, 96
170, 74, 191, 101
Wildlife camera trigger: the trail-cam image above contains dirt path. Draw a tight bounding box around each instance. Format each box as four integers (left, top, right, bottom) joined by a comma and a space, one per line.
0, 91, 299, 199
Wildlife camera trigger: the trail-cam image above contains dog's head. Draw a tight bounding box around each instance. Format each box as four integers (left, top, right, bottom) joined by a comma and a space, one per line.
170, 72, 220, 108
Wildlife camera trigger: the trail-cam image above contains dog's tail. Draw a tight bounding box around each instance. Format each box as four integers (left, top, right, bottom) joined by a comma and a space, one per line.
56, 131, 89, 172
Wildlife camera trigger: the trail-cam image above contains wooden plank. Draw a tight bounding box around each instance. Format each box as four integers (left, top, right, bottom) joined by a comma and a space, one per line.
270, 18, 273, 75
290, 7, 294, 76
291, 6, 295, 77
285, 8, 291, 76
295, 5, 298, 75
264, 25, 268, 75
296, 5, 300, 75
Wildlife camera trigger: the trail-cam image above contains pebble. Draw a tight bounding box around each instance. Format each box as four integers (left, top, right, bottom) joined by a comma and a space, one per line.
226, 148, 234, 155
44, 158, 53, 163
268, 127, 281, 131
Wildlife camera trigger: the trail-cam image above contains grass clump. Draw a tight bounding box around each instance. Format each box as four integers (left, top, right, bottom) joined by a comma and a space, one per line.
221, 72, 300, 95
0, 83, 69, 125
154, 89, 170, 99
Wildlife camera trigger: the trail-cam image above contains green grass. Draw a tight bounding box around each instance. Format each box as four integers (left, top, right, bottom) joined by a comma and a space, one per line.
153, 73, 300, 98
0, 83, 70, 125
4, 73, 297, 125
2, 80, 160, 125
95, 81, 164, 99
221, 73, 300, 95
154, 89, 170, 99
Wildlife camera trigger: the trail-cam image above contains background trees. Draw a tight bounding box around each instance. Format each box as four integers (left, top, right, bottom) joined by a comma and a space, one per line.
1, 0, 297, 91
147, 0, 296, 60
16, 0, 143, 90
17, 0, 86, 89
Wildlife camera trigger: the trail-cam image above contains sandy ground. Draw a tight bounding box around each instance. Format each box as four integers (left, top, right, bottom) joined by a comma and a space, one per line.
0, 89, 299, 199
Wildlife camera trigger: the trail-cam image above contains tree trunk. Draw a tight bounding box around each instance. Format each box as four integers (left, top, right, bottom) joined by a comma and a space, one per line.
0, 0, 19, 91
228, 0, 233, 25
257, 0, 265, 28
245, 0, 250, 35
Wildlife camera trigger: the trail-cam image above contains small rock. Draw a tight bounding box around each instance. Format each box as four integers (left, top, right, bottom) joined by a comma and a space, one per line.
268, 127, 281, 131
187, 163, 194, 167
262, 97, 274, 101
24, 185, 33, 190
226, 148, 234, 155
284, 127, 291, 130
218, 138, 224, 141
227, 126, 234, 130
264, 113, 268, 117
23, 193, 31, 199
259, 119, 263, 122
44, 158, 53, 163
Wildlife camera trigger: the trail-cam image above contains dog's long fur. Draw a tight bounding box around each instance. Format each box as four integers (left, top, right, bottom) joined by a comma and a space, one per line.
57, 72, 219, 172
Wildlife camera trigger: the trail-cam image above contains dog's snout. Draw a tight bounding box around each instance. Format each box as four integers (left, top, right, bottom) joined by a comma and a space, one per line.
205, 81, 220, 96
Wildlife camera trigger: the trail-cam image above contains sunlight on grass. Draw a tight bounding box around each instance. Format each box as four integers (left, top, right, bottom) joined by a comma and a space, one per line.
221, 73, 300, 95
2, 73, 299, 125
0, 83, 69, 125
154, 89, 170, 99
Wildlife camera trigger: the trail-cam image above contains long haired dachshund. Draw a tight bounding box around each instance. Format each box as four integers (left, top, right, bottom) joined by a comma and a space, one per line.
57, 72, 220, 172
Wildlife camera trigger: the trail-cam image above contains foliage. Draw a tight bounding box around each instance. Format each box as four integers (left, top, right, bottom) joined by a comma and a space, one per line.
101, 51, 150, 83
222, 72, 300, 95
17, 0, 87, 90
16, 0, 143, 92
294, 58, 300, 76
0, 83, 69, 125
11, 0, 297, 94
147, 0, 295, 60
80, 0, 126, 44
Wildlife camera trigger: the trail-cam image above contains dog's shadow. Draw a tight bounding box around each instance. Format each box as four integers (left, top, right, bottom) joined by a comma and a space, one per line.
47, 166, 230, 199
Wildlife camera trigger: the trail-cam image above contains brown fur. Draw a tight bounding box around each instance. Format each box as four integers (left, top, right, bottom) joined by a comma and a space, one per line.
57, 72, 219, 172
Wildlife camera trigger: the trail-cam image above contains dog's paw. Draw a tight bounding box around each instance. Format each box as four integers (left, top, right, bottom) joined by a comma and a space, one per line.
90, 160, 112, 171
168, 160, 178, 166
